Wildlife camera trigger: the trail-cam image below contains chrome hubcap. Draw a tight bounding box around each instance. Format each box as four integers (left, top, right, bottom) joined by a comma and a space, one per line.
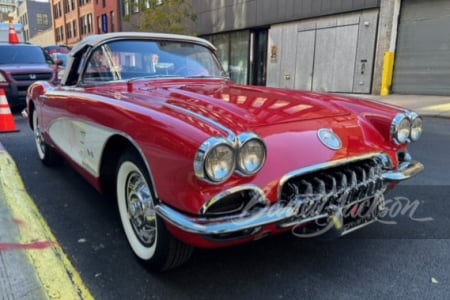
126, 171, 156, 246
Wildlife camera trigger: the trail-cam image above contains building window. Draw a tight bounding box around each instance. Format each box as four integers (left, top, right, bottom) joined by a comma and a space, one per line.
88, 14, 93, 33
80, 15, 87, 35
58, 2, 62, 17
122, 1, 129, 16
64, 0, 70, 13
132, 0, 139, 13
66, 22, 72, 39
36, 13, 49, 25
207, 30, 250, 85
97, 16, 101, 33
110, 11, 114, 32
73, 20, 77, 37
53, 4, 59, 19
56, 26, 64, 42
71, 0, 75, 10
102, 0, 105, 8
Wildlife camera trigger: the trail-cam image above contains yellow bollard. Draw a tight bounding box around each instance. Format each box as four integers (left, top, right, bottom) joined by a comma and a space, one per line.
381, 51, 395, 96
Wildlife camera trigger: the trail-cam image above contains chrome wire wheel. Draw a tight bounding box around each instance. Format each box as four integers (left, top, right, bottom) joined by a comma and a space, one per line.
117, 160, 158, 259
32, 110, 46, 160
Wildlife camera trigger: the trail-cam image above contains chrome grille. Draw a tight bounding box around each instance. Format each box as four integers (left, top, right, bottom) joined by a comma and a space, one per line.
280, 156, 387, 216
11, 72, 53, 81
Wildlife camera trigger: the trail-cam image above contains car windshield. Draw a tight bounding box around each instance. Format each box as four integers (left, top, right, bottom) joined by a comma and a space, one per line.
82, 39, 228, 82
0, 45, 49, 64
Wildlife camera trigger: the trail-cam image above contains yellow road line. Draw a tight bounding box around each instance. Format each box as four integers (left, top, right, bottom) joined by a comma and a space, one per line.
0, 152, 94, 300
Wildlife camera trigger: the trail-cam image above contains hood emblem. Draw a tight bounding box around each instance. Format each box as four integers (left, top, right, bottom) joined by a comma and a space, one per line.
29, 74, 37, 80
318, 129, 342, 150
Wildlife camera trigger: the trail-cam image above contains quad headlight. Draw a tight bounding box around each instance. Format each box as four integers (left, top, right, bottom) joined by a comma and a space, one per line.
236, 133, 267, 176
194, 133, 266, 184
391, 112, 423, 144
194, 137, 235, 183
409, 112, 423, 142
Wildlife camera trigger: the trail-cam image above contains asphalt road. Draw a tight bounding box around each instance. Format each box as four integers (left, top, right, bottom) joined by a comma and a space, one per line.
1, 115, 449, 299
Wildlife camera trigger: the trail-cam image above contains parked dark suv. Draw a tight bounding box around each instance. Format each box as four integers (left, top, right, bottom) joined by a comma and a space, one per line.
0, 43, 56, 110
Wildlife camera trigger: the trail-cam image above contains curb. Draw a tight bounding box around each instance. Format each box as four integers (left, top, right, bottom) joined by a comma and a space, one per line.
0, 148, 94, 300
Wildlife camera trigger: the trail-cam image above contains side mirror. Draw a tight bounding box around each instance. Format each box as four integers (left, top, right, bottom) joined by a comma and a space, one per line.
56, 59, 64, 66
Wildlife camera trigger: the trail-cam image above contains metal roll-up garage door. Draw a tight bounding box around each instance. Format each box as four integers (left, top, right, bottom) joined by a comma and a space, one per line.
393, 0, 450, 95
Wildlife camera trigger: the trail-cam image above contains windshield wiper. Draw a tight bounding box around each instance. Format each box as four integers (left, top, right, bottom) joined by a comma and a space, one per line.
185, 75, 226, 79
126, 74, 183, 83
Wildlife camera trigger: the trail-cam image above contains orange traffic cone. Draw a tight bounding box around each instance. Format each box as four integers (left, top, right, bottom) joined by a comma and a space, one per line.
0, 89, 19, 132
8, 18, 19, 44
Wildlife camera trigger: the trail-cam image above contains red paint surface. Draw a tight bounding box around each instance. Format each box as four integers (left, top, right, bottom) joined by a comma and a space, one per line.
0, 241, 54, 251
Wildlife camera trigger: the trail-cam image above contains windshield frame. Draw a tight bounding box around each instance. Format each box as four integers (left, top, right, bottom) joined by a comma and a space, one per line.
78, 39, 228, 85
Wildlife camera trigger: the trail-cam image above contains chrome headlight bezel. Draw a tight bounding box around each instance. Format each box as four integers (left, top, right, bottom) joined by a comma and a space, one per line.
408, 112, 423, 142
194, 133, 267, 184
236, 133, 267, 177
194, 137, 236, 184
391, 113, 411, 144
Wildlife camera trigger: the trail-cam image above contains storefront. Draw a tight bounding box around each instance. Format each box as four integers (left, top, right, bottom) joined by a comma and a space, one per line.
195, 1, 380, 93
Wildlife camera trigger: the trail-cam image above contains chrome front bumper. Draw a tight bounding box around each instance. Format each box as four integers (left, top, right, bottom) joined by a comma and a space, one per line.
156, 156, 424, 237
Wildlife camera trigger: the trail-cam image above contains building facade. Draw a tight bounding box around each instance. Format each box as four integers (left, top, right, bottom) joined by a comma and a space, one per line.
29, 26, 55, 46
51, 0, 120, 47
17, 0, 52, 42
0, 0, 16, 22
120, 0, 450, 96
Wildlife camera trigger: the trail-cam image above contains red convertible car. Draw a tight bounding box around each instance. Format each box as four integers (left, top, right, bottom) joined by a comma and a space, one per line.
26, 32, 424, 271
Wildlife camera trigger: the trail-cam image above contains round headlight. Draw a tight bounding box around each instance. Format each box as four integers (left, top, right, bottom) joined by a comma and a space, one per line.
204, 143, 235, 183
409, 113, 423, 142
237, 138, 266, 176
391, 114, 411, 144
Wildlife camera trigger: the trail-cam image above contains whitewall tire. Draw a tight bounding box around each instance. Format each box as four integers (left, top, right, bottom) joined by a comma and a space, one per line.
116, 150, 193, 271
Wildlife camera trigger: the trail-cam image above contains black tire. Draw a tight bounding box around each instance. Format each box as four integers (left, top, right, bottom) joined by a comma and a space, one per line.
116, 149, 193, 271
32, 109, 62, 166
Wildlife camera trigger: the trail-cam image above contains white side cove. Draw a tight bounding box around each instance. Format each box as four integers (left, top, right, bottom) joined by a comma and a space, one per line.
49, 118, 115, 177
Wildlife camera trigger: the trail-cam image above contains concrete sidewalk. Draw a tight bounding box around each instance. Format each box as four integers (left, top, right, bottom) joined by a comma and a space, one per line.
350, 93, 450, 118
0, 93, 449, 299
0, 143, 93, 300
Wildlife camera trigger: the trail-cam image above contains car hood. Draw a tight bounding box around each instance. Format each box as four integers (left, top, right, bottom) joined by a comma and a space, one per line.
125, 80, 350, 132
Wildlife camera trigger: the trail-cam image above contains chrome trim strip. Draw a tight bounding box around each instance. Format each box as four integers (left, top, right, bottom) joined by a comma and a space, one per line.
382, 160, 424, 181
164, 103, 237, 143
156, 202, 297, 235
200, 184, 267, 215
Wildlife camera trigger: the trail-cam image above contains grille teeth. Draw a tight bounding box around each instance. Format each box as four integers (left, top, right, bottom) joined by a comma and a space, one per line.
281, 157, 387, 215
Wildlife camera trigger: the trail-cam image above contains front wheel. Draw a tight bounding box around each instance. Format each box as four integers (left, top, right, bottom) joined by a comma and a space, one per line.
116, 150, 193, 271
32, 109, 62, 166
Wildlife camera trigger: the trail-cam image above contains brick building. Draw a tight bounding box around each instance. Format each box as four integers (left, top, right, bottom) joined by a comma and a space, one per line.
51, 0, 120, 47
